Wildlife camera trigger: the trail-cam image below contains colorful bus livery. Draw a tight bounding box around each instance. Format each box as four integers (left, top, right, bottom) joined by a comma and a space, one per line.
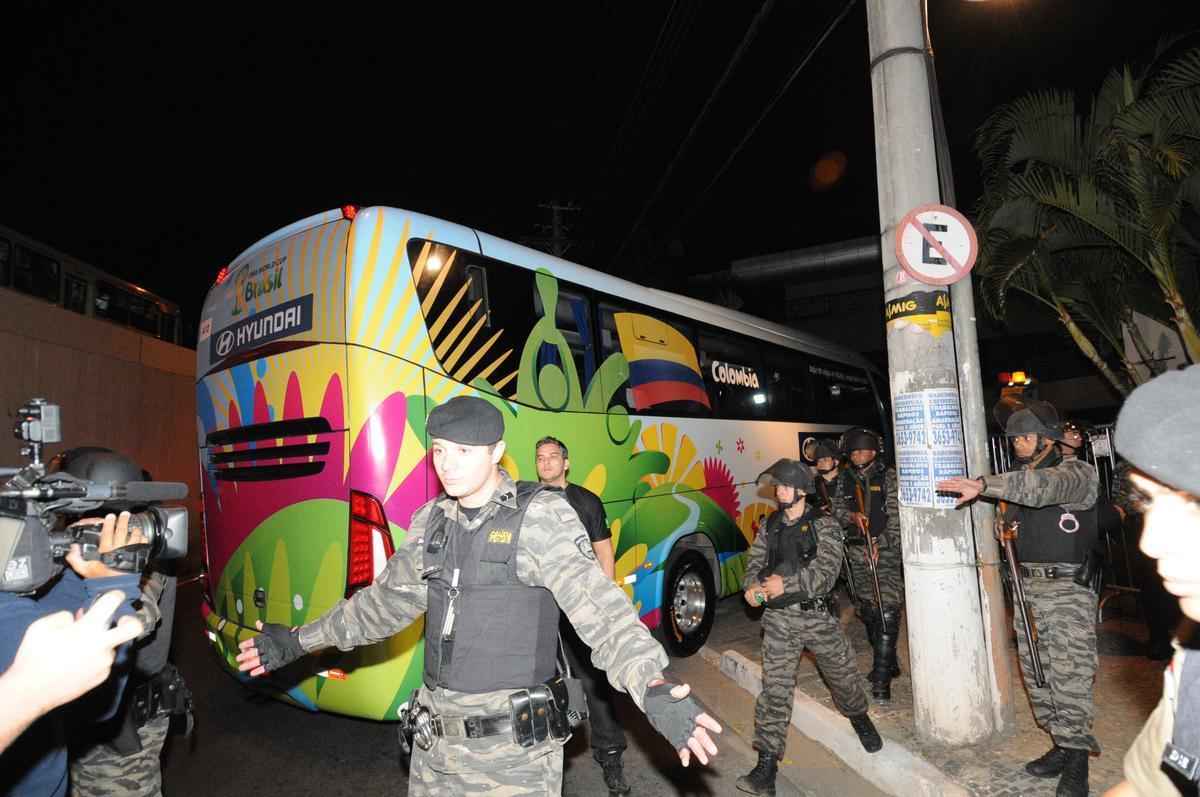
195, 205, 885, 721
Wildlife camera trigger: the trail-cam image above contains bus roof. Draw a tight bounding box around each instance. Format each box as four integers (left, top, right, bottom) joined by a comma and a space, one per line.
229, 206, 878, 375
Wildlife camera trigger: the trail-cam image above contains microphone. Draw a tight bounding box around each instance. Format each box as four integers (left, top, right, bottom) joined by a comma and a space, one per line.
85, 481, 189, 502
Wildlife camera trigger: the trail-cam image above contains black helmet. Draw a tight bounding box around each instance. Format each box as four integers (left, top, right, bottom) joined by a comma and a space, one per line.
757, 458, 815, 494
801, 437, 840, 463
993, 396, 1062, 441
840, 427, 883, 455
47, 447, 147, 511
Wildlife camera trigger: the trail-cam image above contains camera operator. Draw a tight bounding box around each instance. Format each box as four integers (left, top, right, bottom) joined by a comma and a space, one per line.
0, 511, 145, 797
58, 449, 192, 797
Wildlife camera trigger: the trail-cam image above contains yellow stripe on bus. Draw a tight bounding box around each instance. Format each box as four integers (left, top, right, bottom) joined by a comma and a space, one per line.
351, 211, 386, 341
442, 314, 487, 374
364, 219, 411, 347
419, 249, 456, 317
473, 348, 513, 383
426, 277, 472, 343
432, 299, 480, 363
453, 328, 504, 381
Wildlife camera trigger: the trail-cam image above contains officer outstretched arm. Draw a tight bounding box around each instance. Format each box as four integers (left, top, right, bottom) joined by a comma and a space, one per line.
939, 458, 1098, 510
517, 491, 722, 766
236, 507, 433, 677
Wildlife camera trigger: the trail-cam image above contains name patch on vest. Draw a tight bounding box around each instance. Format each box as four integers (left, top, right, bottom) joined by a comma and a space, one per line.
870, 486, 882, 492
488, 529, 513, 544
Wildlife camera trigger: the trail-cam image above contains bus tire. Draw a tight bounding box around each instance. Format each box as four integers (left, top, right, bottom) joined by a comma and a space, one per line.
657, 549, 715, 657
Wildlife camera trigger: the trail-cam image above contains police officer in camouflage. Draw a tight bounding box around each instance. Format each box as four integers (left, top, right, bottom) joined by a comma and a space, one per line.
237, 395, 722, 796
736, 459, 881, 797
938, 398, 1101, 797
826, 428, 904, 702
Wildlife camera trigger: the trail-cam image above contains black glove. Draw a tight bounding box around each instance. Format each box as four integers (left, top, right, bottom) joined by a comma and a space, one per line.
253, 623, 306, 672
643, 682, 707, 751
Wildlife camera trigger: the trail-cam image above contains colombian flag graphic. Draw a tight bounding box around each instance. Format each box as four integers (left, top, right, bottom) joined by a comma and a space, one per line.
614, 313, 711, 411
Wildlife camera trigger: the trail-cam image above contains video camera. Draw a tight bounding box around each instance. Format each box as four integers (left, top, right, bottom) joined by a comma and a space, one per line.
0, 398, 188, 593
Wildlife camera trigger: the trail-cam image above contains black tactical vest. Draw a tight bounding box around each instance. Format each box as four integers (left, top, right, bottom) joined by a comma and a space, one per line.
844, 465, 886, 540
762, 507, 820, 608
1014, 502, 1099, 564
422, 482, 561, 692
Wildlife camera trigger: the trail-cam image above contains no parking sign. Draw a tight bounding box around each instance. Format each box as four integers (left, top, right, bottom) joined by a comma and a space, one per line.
894, 203, 978, 286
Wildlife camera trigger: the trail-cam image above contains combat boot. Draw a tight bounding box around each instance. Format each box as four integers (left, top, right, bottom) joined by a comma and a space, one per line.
1055, 748, 1088, 797
868, 631, 898, 701
880, 606, 903, 677
736, 749, 778, 796
593, 747, 631, 796
1025, 745, 1069, 778
849, 713, 883, 753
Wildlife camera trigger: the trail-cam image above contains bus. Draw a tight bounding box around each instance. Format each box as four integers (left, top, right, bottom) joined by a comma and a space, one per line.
0, 223, 183, 344
195, 205, 886, 721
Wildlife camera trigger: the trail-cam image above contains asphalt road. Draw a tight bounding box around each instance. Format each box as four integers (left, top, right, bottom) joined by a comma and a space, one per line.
159, 581, 781, 796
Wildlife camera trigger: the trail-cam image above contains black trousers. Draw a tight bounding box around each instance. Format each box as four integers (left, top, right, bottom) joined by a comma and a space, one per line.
560, 616, 627, 751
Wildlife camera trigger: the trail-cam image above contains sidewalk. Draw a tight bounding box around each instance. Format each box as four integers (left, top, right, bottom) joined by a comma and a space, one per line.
702, 592, 1165, 796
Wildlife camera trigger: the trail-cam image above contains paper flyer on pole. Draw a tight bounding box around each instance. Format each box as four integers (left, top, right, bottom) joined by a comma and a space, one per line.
893, 388, 966, 508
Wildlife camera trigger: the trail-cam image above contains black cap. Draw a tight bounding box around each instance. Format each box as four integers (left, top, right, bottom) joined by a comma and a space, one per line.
1116, 365, 1200, 496
426, 396, 504, 446
757, 458, 815, 493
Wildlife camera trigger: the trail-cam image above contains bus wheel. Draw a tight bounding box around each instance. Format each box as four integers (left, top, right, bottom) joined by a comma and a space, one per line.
658, 550, 715, 657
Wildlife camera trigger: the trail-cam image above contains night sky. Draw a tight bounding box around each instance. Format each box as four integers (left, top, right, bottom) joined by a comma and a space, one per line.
3, 1, 1199, 347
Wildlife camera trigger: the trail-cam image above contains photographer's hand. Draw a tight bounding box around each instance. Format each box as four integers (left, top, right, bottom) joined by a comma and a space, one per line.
0, 590, 143, 753
66, 512, 147, 579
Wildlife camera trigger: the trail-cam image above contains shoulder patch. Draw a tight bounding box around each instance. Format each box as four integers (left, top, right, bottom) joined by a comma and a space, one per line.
575, 535, 596, 560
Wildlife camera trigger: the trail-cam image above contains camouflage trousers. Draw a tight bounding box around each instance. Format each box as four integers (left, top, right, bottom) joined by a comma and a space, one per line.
844, 541, 904, 609
70, 716, 169, 797
1014, 566, 1100, 753
407, 686, 566, 796
754, 602, 868, 757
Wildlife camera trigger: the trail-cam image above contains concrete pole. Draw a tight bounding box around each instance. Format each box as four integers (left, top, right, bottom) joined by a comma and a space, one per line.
866, 0, 995, 745
920, 9, 1017, 734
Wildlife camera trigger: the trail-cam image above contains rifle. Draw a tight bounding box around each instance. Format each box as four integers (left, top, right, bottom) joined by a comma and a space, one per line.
853, 480, 888, 634
998, 507, 1046, 688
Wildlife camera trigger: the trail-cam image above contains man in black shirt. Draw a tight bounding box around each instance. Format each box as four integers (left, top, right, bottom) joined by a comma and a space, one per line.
535, 435, 629, 795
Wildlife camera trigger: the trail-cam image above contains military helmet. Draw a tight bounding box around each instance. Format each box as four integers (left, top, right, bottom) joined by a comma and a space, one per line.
800, 436, 840, 463
993, 396, 1062, 441
839, 427, 883, 455
47, 447, 147, 511
757, 458, 815, 494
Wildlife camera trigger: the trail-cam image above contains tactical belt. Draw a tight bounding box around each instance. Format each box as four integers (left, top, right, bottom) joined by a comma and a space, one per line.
1019, 564, 1080, 580
796, 594, 835, 612
430, 712, 512, 740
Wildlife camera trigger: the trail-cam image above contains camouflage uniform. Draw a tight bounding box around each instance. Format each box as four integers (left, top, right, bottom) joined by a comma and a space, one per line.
298, 471, 669, 796
71, 570, 180, 797
743, 508, 867, 758
828, 462, 903, 609
982, 456, 1102, 753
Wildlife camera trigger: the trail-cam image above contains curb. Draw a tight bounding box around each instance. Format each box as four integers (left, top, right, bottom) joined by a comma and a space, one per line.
702, 646, 971, 797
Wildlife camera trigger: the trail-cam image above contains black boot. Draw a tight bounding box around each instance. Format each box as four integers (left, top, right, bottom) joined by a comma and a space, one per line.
849, 713, 883, 753
1025, 745, 1069, 778
1055, 748, 1088, 797
736, 749, 778, 796
881, 606, 903, 677
594, 747, 631, 796
869, 612, 899, 701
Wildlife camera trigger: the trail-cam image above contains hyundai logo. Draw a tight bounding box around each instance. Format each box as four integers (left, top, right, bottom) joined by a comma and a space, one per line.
215, 330, 234, 358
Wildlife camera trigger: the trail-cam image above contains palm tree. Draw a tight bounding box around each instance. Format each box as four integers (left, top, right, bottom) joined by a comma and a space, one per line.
974, 39, 1200, 372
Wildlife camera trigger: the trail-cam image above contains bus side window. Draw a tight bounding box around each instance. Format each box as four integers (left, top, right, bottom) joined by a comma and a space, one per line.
466, 264, 490, 328
161, 311, 179, 343
533, 286, 596, 396
698, 329, 769, 419
763, 344, 810, 421
0, 238, 10, 287
12, 244, 60, 303
94, 280, 129, 324
598, 303, 709, 416
808, 356, 876, 425
64, 274, 88, 314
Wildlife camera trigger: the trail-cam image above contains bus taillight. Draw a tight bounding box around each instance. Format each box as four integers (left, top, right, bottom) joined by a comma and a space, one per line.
214, 265, 231, 285
341, 204, 359, 221
347, 490, 394, 597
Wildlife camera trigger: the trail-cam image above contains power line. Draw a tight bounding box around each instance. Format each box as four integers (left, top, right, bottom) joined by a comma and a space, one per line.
610, 0, 779, 270
670, 0, 859, 241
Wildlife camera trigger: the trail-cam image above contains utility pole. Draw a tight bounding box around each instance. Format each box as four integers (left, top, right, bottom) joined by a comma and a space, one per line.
522, 200, 581, 258
865, 0, 997, 745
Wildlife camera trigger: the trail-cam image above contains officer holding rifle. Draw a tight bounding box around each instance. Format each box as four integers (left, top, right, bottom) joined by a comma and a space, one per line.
938, 397, 1101, 797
